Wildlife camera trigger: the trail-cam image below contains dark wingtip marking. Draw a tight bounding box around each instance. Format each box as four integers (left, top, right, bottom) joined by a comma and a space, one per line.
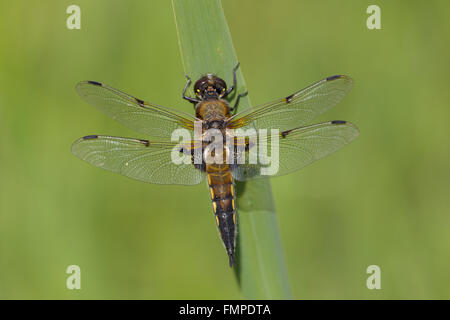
135, 98, 145, 107
281, 129, 292, 138
87, 81, 102, 86
327, 75, 342, 81
83, 135, 99, 140
285, 93, 295, 103
139, 139, 150, 147
331, 120, 347, 125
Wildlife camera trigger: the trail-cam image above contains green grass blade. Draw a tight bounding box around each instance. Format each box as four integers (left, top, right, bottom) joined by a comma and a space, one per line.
172, 0, 291, 299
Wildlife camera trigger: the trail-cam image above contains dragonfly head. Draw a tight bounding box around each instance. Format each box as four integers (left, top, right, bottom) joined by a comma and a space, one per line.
194, 74, 227, 100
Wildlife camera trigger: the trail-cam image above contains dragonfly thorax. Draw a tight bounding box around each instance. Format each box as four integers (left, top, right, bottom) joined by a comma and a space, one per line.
195, 99, 231, 121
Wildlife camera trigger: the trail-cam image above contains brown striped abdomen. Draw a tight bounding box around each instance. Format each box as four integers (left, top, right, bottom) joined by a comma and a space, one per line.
206, 163, 236, 267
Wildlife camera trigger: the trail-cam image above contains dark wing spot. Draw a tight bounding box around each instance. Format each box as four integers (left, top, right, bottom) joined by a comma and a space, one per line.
326, 75, 342, 81
83, 135, 99, 140
331, 120, 347, 125
179, 147, 194, 156
281, 129, 292, 138
138, 139, 150, 147
285, 93, 295, 103
87, 81, 102, 86
135, 98, 145, 107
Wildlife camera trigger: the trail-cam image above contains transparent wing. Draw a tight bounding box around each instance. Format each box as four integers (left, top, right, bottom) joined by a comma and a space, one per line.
231, 120, 359, 181
71, 135, 205, 185
227, 75, 353, 132
76, 81, 197, 139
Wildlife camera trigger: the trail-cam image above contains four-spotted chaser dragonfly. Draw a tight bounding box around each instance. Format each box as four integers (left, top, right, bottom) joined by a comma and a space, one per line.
72, 64, 359, 267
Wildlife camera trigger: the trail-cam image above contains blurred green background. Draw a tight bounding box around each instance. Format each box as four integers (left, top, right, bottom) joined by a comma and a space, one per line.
0, 0, 449, 299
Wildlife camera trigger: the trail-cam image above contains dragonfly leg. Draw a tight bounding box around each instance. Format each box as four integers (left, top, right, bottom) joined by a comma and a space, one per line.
229, 90, 248, 114
182, 74, 201, 105
223, 62, 240, 98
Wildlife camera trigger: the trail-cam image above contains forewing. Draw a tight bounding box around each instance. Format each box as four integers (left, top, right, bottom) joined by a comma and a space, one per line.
71, 135, 205, 185
227, 75, 353, 132
76, 81, 197, 139
231, 121, 359, 181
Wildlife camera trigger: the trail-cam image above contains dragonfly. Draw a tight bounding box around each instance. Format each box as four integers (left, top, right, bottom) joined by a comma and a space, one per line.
71, 64, 359, 267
